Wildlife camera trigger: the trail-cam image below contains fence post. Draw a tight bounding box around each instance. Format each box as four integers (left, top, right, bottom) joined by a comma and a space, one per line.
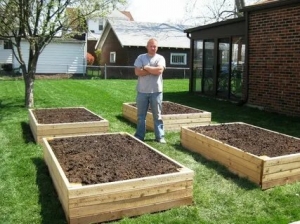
105, 64, 107, 79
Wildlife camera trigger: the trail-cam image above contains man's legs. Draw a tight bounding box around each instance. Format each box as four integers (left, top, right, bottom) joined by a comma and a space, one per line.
149, 92, 165, 141
134, 92, 149, 141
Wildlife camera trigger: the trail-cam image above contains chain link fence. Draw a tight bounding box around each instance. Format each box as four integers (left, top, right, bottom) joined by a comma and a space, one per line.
86, 65, 190, 79
1, 64, 190, 79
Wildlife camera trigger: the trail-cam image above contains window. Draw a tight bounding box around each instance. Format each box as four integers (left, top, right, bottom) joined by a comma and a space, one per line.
170, 53, 187, 65
4, 40, 12, 49
98, 19, 104, 31
110, 52, 116, 63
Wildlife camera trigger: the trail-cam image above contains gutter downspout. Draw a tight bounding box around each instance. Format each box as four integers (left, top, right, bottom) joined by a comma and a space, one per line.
242, 10, 249, 106
84, 32, 87, 76
186, 32, 193, 93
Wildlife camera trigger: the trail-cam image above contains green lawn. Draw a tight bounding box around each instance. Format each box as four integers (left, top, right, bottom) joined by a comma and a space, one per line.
0, 79, 300, 224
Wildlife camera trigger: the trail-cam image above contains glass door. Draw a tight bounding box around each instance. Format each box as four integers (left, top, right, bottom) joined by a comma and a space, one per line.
203, 40, 214, 94
217, 39, 230, 98
231, 37, 245, 100
193, 40, 203, 92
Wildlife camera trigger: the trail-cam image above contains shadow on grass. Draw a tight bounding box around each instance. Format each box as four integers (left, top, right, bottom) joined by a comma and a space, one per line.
0, 98, 24, 122
32, 158, 67, 224
115, 114, 136, 129
21, 122, 35, 144
172, 142, 258, 190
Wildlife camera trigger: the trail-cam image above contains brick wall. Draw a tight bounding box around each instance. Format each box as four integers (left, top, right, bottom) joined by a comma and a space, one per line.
247, 4, 300, 117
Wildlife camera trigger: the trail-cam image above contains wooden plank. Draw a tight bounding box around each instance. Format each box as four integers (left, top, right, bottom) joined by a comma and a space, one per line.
263, 153, 300, 167
181, 127, 262, 166
162, 113, 212, 120
36, 121, 109, 130
69, 169, 194, 198
38, 126, 108, 135
164, 122, 211, 132
37, 130, 110, 144
69, 188, 192, 217
262, 167, 300, 182
163, 117, 211, 125
42, 139, 70, 217
69, 180, 193, 208
261, 173, 300, 190
28, 111, 37, 133
181, 136, 261, 184
263, 161, 300, 174
181, 135, 261, 172
69, 197, 192, 224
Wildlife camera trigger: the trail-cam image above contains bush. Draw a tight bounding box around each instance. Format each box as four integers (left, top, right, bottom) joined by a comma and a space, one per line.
87, 53, 94, 65
94, 49, 102, 65
1, 63, 13, 72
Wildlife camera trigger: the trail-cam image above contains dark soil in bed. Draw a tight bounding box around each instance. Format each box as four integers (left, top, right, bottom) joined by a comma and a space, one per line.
131, 101, 204, 114
32, 107, 102, 124
34, 105, 300, 185
48, 134, 181, 185
190, 123, 300, 157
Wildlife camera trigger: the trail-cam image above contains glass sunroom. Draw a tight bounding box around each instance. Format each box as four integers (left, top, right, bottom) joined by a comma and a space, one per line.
185, 17, 246, 101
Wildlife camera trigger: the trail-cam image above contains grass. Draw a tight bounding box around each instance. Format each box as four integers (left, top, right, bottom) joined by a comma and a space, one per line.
0, 78, 300, 224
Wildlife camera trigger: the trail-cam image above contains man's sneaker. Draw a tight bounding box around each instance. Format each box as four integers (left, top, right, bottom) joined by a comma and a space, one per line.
156, 138, 166, 144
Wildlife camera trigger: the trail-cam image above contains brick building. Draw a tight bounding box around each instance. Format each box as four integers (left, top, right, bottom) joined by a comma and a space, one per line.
185, 0, 300, 117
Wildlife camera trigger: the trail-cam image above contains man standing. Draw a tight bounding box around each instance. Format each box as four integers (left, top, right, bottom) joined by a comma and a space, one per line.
133, 38, 166, 143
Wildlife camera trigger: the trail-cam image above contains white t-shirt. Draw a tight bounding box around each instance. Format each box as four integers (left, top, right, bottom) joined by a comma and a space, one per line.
134, 53, 166, 93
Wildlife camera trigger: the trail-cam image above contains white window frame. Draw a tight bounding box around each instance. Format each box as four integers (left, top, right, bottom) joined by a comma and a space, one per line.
98, 19, 104, 31
110, 52, 116, 63
4, 40, 12, 49
170, 53, 187, 65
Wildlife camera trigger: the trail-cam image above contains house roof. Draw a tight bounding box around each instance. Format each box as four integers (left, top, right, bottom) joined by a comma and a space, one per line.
96, 20, 191, 49
87, 9, 134, 41
256, 0, 279, 4
120, 11, 134, 21
185, 0, 299, 33
106, 9, 133, 21
242, 0, 299, 12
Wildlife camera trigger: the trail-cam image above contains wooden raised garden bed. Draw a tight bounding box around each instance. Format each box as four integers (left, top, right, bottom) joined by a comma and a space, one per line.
42, 132, 194, 224
122, 101, 211, 131
29, 107, 109, 144
180, 122, 300, 189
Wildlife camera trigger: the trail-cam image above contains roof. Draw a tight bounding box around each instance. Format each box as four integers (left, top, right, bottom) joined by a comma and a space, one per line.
120, 11, 134, 21
185, 0, 299, 33
96, 20, 191, 49
87, 9, 134, 41
242, 0, 299, 12
256, 0, 279, 4
106, 9, 132, 21
184, 17, 244, 33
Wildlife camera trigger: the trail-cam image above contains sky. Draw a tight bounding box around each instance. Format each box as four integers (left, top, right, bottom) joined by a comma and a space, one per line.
125, 0, 203, 24
124, 0, 259, 25
125, 0, 196, 24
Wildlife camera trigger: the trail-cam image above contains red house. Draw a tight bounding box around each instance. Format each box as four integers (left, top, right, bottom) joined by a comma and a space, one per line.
185, 0, 300, 117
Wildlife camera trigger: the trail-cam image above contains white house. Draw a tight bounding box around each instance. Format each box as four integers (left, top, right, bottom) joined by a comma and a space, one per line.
0, 40, 13, 65
87, 9, 133, 41
0, 9, 132, 75
0, 38, 85, 75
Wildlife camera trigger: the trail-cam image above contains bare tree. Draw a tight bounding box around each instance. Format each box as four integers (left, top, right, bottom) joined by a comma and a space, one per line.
183, 0, 260, 26
0, 0, 126, 108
